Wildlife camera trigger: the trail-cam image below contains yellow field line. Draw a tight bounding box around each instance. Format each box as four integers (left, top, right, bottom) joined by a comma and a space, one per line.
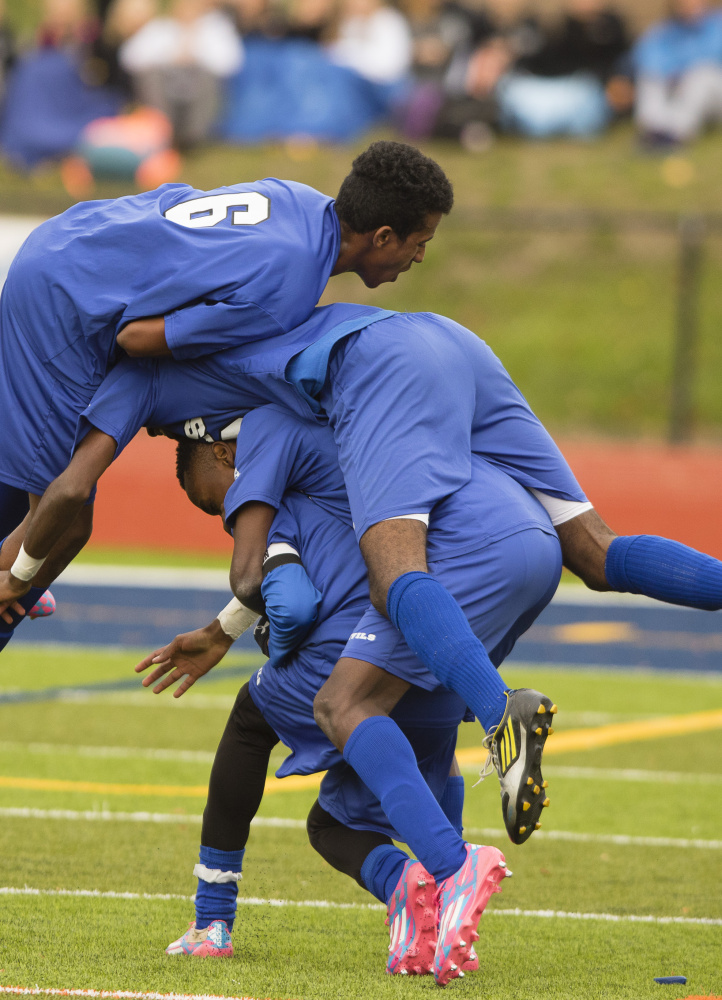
456, 707, 722, 768
0, 773, 320, 798
2, 708, 721, 798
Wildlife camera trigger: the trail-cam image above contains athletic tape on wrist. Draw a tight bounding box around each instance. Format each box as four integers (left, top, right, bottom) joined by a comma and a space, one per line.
10, 544, 46, 583
216, 597, 258, 641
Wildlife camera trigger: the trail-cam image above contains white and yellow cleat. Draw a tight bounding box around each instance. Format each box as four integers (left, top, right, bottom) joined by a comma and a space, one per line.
482, 689, 557, 845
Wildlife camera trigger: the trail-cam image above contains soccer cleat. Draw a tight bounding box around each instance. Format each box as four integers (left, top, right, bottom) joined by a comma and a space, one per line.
482, 689, 557, 845
165, 920, 233, 957
387, 861, 438, 976
28, 590, 56, 620
433, 844, 508, 986
462, 945, 479, 972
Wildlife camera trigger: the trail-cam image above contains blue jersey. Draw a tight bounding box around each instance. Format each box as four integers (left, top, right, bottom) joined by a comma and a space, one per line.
76, 351, 320, 456
3, 179, 338, 393
224, 404, 351, 530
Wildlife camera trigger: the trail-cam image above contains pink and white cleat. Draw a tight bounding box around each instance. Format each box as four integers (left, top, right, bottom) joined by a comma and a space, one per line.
165, 920, 233, 957
28, 590, 55, 620
386, 860, 439, 976
433, 844, 510, 986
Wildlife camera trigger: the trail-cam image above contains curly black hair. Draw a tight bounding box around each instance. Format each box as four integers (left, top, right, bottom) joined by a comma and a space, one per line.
175, 437, 214, 490
335, 141, 454, 239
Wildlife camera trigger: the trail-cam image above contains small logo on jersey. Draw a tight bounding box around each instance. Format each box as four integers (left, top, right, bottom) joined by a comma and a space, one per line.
234, 468, 240, 480
350, 632, 376, 642
256, 665, 264, 685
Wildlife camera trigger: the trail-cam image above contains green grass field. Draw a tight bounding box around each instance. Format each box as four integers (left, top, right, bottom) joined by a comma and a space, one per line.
1, 645, 721, 1000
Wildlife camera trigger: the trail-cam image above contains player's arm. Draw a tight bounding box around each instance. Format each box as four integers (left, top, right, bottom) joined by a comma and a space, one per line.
116, 316, 171, 357
0, 429, 117, 612
136, 502, 276, 696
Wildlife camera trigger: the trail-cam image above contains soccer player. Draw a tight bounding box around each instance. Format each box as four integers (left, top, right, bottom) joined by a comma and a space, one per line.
144, 413, 562, 983
3, 304, 722, 846
0, 141, 452, 647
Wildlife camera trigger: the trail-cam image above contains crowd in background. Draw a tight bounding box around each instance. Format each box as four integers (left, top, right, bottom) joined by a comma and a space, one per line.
1, 0, 722, 176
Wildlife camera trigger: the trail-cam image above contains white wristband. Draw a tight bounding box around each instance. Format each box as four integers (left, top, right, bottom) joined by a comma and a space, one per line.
11, 544, 46, 583
216, 597, 258, 641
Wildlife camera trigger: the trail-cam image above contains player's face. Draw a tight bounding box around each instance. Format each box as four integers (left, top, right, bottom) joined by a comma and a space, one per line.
358, 212, 442, 288
184, 465, 231, 519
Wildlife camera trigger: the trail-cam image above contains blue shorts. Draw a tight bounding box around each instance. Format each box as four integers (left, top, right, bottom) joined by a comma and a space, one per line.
250, 523, 561, 839
342, 526, 562, 691
0, 296, 95, 495
250, 629, 466, 841
320, 313, 587, 540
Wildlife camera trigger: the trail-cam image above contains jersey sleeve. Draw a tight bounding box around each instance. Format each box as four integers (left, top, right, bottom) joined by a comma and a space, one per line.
165, 299, 286, 360
75, 358, 157, 456
223, 408, 306, 525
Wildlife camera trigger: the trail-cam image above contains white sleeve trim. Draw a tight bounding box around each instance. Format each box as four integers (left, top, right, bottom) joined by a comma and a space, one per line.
385, 513, 430, 526
193, 863, 243, 884
264, 543, 300, 562
530, 490, 594, 527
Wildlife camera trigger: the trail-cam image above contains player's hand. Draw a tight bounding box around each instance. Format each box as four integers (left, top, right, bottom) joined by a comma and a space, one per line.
0, 572, 32, 624
135, 620, 233, 698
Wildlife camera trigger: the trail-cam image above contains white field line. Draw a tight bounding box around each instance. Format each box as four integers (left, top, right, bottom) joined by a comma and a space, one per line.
2, 743, 720, 786
0, 988, 260, 1000
465, 825, 722, 851
544, 764, 722, 785
0, 807, 304, 829
2, 806, 720, 850
54, 568, 678, 611
53, 692, 237, 710
0, 742, 217, 764
2, 886, 721, 927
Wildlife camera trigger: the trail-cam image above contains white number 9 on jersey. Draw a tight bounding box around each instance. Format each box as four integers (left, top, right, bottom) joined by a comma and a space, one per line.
164, 192, 270, 229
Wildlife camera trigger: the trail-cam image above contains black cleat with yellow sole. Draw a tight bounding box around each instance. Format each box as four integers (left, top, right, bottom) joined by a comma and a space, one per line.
482, 689, 557, 845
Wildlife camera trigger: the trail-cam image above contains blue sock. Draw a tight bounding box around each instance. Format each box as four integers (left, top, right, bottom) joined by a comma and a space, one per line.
343, 716, 466, 882
439, 775, 465, 837
360, 844, 410, 905
606, 536, 722, 611
0, 586, 44, 652
194, 845, 245, 930
387, 571, 508, 731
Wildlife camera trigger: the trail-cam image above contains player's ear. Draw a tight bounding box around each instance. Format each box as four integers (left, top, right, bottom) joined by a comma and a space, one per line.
371, 226, 394, 249
211, 442, 235, 467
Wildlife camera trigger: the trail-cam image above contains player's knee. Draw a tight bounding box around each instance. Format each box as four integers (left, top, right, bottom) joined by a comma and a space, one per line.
368, 576, 390, 617
312, 688, 336, 739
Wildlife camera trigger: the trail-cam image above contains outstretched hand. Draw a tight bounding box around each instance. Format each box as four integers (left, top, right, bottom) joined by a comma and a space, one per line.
0, 572, 32, 624
135, 620, 233, 697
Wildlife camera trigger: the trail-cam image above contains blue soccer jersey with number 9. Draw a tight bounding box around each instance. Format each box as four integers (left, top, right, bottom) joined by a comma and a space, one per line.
3, 178, 339, 392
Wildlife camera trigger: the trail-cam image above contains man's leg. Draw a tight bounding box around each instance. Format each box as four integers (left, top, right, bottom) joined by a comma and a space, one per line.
557, 509, 722, 610
166, 683, 279, 956
314, 657, 469, 882
360, 518, 511, 733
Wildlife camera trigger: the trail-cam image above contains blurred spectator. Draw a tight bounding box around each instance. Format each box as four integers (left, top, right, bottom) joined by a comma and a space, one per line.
398, 0, 500, 144
37, 0, 98, 49
0, 0, 16, 107
61, 105, 181, 195
93, 0, 158, 94
496, 0, 631, 138
0, 0, 122, 167
119, 0, 244, 148
634, 0, 722, 147
285, 0, 335, 42
326, 0, 413, 86
223, 0, 286, 39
